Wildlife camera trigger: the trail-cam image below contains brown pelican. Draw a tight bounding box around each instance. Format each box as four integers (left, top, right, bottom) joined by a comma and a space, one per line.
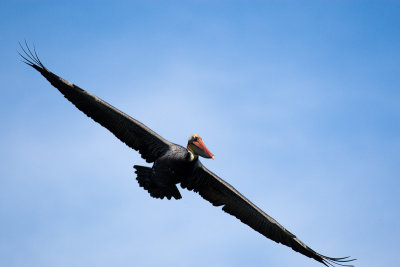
19, 44, 355, 267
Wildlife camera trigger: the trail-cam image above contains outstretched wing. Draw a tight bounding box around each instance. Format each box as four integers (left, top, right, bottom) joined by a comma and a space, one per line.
181, 162, 355, 267
19, 43, 173, 163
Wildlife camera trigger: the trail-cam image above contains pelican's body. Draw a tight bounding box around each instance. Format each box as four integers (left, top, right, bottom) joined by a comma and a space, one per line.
135, 145, 199, 200
19, 44, 354, 267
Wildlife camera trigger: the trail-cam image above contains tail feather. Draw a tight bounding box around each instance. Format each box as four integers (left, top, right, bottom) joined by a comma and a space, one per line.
134, 165, 153, 190
134, 165, 182, 200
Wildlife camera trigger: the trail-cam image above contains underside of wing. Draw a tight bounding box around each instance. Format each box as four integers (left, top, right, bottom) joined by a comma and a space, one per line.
20, 43, 173, 163
181, 162, 355, 267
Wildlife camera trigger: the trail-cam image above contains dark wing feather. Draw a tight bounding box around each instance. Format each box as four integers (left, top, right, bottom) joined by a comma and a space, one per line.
20, 43, 172, 163
181, 162, 355, 267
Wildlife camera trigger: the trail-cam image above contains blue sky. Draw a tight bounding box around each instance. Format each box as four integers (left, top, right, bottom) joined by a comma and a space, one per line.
1, 1, 399, 266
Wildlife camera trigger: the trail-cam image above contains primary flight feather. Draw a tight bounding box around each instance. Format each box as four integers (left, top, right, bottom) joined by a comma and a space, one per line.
19, 43, 355, 267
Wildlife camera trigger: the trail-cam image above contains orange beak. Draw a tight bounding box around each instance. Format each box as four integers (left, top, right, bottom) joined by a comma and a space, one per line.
187, 138, 214, 159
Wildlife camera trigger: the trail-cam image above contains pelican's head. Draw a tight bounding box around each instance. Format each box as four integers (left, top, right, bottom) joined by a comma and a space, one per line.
187, 134, 214, 159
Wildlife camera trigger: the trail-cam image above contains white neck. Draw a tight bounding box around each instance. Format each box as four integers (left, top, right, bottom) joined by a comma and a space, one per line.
188, 150, 198, 162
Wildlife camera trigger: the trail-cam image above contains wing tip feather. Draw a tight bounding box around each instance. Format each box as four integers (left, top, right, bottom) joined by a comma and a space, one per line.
320, 254, 356, 267
18, 40, 45, 71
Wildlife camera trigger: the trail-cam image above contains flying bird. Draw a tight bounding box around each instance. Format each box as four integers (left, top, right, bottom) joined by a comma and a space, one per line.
19, 43, 355, 267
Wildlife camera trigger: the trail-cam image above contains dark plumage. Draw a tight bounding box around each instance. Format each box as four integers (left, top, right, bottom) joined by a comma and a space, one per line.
19, 43, 355, 267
